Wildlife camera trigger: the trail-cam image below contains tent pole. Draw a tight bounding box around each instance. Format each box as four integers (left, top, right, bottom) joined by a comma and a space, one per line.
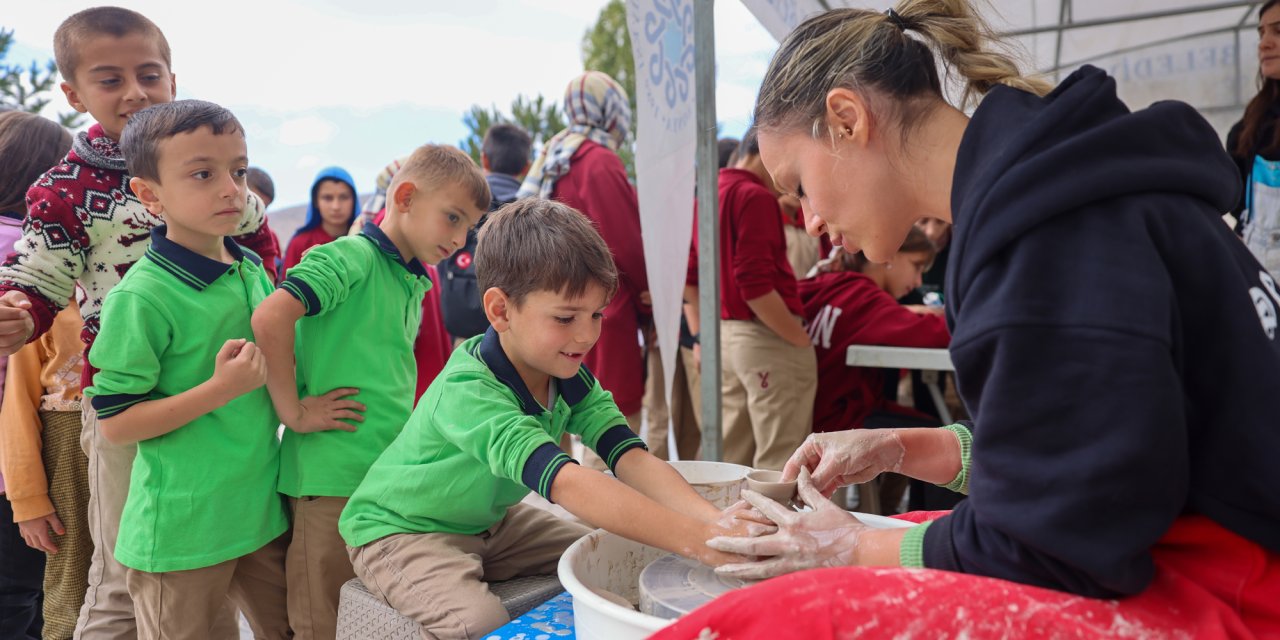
1003, 1, 1256, 37
694, 0, 723, 462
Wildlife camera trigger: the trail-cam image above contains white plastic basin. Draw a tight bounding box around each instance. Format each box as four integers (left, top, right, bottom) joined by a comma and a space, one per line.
558, 510, 915, 640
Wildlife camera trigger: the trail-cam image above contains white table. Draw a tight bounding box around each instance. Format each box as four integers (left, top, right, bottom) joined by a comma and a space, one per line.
845, 346, 955, 424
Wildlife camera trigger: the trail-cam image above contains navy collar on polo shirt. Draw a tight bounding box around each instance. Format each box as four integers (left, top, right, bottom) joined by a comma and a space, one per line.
472, 326, 592, 415
358, 222, 429, 277
145, 225, 261, 291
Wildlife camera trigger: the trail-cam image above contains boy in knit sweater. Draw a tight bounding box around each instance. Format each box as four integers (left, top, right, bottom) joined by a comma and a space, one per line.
0, 8, 276, 638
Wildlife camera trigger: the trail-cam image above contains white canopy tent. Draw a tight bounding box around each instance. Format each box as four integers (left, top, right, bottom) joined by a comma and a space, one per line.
669, 1, 1270, 460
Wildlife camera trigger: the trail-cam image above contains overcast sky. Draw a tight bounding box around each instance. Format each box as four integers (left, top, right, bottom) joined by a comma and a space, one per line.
5, 1, 777, 211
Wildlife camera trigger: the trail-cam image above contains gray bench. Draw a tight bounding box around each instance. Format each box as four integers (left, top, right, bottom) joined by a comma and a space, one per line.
335, 575, 564, 639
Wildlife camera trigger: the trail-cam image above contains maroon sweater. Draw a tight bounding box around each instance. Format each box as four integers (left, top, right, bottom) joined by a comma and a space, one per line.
688, 168, 801, 320
550, 141, 648, 415
799, 271, 949, 431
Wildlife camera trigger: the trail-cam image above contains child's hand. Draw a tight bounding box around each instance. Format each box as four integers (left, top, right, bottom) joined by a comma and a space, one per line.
18, 513, 65, 554
211, 339, 267, 400
286, 388, 364, 434
695, 522, 750, 568
0, 291, 35, 356
715, 500, 778, 538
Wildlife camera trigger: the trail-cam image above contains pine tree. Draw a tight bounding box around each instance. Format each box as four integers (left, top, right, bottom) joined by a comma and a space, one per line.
0, 29, 85, 128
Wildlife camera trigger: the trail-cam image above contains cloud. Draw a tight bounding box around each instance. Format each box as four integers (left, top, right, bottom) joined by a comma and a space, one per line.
278, 115, 338, 147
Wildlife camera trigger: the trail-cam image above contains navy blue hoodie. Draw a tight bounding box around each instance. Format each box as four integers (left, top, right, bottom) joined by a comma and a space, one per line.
925, 65, 1280, 598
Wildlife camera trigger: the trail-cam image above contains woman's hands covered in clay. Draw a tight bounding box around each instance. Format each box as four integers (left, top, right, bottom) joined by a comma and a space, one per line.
781, 429, 907, 497
705, 468, 870, 580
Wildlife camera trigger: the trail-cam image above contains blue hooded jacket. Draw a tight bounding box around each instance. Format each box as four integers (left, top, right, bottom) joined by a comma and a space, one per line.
297, 166, 359, 235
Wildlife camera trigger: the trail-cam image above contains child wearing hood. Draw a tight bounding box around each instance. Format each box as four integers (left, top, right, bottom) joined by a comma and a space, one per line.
284, 167, 359, 271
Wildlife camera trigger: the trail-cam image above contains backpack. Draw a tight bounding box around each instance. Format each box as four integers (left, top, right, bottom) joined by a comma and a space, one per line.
438, 193, 516, 339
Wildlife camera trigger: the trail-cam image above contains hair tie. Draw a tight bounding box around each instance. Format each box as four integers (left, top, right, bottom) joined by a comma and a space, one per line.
885, 8, 910, 32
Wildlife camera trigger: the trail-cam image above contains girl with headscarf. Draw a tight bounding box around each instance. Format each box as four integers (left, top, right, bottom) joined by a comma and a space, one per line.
284, 166, 360, 271
519, 71, 649, 440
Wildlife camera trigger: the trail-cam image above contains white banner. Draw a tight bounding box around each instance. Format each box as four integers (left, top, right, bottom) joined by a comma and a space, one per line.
627, 0, 698, 436
738, 0, 827, 41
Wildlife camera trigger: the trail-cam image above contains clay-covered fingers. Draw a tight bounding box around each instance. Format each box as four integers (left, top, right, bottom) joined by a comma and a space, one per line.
706, 530, 794, 558
735, 489, 796, 526
714, 556, 795, 581
782, 433, 829, 482
794, 468, 838, 511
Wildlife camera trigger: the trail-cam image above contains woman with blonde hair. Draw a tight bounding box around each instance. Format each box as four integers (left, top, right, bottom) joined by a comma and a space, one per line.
654, 1, 1280, 637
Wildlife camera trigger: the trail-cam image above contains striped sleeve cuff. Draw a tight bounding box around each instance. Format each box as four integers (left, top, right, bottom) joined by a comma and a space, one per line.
90, 393, 149, 418
279, 276, 322, 316
591, 425, 647, 473
899, 520, 933, 568
520, 442, 577, 502
939, 423, 972, 495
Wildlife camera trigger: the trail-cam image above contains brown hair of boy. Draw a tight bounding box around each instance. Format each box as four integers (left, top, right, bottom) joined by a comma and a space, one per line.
54, 6, 172, 81
818, 225, 936, 274
0, 111, 72, 214
390, 144, 491, 213
475, 198, 619, 306
119, 100, 243, 183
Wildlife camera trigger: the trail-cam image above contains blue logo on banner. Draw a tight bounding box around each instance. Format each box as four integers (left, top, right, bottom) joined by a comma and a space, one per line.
639, 0, 694, 132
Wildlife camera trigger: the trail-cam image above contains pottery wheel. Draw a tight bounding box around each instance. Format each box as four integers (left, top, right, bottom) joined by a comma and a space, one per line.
638, 553, 749, 620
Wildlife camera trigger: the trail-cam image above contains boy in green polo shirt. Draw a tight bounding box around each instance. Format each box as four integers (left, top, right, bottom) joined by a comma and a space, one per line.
83, 100, 290, 638
251, 143, 490, 639
338, 199, 759, 639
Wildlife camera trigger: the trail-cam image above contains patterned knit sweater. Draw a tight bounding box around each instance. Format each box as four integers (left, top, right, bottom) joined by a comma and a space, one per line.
0, 123, 277, 385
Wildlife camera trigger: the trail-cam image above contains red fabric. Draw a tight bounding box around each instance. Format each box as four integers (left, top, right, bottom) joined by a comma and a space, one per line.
283, 227, 340, 272
687, 168, 801, 321
550, 141, 647, 415
413, 265, 452, 402
819, 233, 834, 262
783, 204, 805, 228
650, 514, 1280, 640
799, 272, 950, 431
236, 217, 281, 283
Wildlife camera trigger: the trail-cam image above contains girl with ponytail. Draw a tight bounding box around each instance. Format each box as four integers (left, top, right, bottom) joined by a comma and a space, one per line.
653, 1, 1280, 637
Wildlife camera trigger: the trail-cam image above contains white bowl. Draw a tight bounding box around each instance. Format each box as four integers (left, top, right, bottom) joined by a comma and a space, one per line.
666, 460, 751, 509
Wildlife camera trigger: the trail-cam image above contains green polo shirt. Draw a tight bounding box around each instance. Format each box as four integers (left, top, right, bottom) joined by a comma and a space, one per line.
276, 223, 433, 498
339, 329, 647, 546
84, 227, 287, 573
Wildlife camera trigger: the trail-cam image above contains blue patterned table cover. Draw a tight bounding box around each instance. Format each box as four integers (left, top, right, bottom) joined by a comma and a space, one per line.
482, 592, 576, 639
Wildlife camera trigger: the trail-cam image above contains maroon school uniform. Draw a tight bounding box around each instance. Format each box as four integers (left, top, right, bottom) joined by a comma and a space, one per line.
283, 226, 341, 272
686, 168, 801, 319
550, 140, 648, 416
799, 271, 949, 431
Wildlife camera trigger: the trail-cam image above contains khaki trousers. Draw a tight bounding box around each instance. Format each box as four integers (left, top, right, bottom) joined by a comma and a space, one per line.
127, 533, 290, 640
642, 345, 702, 461
348, 503, 590, 640
286, 496, 356, 640
784, 225, 822, 279
76, 406, 240, 639
720, 320, 817, 470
